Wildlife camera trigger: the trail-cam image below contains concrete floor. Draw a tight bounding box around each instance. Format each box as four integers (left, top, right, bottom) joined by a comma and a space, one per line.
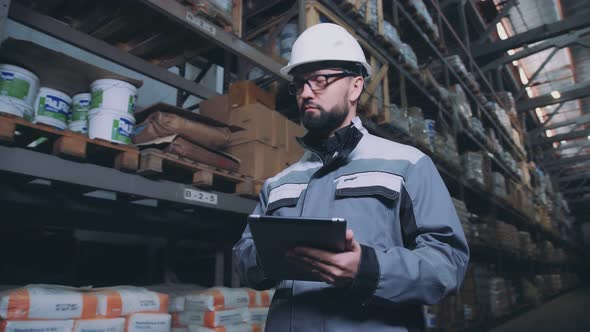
490, 287, 590, 332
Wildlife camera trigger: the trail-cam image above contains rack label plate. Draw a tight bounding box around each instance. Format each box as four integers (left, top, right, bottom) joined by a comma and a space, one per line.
184, 188, 218, 205
186, 11, 216, 36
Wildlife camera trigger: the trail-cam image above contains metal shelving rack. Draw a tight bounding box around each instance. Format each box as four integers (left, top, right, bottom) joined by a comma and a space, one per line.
0, 0, 581, 294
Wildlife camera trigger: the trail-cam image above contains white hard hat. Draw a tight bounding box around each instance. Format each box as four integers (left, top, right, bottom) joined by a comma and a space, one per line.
280, 23, 372, 77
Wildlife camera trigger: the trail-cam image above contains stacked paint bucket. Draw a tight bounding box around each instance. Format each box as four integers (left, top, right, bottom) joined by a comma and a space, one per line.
69, 93, 91, 134
0, 64, 40, 121
88, 79, 137, 144
34, 87, 72, 130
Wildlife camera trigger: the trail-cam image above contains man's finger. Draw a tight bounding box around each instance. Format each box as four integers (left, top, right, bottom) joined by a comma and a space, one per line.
345, 229, 355, 250
293, 246, 338, 266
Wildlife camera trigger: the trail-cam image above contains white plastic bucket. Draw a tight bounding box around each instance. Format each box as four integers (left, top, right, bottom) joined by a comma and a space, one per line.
33, 87, 72, 130
68, 120, 87, 134
71, 93, 91, 122
0, 97, 30, 118
90, 79, 137, 115
88, 108, 135, 144
0, 64, 40, 107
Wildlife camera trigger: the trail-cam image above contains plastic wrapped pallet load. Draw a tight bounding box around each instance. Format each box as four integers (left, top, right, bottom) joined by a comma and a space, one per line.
74, 318, 126, 332
183, 288, 256, 312
387, 104, 410, 135
0, 320, 75, 332
126, 313, 171, 332
0, 285, 98, 320
253, 289, 274, 308
94, 286, 168, 317
247, 307, 268, 324
188, 324, 261, 332
178, 308, 249, 328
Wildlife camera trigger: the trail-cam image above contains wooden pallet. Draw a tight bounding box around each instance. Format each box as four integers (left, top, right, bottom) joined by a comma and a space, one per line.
235, 179, 264, 199
0, 114, 139, 172
138, 148, 255, 193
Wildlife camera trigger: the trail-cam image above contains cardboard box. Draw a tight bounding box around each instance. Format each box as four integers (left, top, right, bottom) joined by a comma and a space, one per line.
199, 94, 230, 124
228, 104, 291, 149
286, 120, 305, 154
229, 80, 276, 110
273, 112, 288, 150
226, 141, 281, 180
229, 104, 275, 146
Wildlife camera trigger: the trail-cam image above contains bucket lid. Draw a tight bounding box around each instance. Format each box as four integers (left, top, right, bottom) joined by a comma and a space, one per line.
73, 93, 91, 100
38, 87, 72, 103
91, 78, 137, 92
0, 63, 40, 81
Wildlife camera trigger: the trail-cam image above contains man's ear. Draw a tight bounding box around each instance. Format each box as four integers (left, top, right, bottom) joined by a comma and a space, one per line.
349, 76, 364, 104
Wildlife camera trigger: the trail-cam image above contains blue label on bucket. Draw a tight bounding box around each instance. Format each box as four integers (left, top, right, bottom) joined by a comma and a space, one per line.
1, 71, 15, 80
111, 116, 133, 144
79, 99, 90, 107
118, 117, 133, 137
44, 95, 70, 115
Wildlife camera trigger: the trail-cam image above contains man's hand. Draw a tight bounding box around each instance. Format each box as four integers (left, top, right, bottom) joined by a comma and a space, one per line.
286, 229, 361, 286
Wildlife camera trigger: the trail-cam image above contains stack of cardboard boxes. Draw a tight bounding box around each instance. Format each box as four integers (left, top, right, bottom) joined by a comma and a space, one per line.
200, 81, 305, 181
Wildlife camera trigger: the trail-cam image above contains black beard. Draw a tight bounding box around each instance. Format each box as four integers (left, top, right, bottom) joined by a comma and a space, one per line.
300, 101, 349, 137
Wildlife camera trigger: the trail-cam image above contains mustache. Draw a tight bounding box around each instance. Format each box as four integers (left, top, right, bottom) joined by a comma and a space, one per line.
300, 101, 323, 111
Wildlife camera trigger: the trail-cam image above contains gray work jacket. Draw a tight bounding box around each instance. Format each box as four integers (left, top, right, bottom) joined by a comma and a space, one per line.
233, 117, 469, 332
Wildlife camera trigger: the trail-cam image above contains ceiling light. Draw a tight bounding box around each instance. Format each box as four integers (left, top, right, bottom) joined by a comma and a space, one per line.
551, 91, 561, 99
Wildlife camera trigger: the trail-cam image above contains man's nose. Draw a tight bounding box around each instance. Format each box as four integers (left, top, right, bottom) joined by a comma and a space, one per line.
299, 82, 315, 99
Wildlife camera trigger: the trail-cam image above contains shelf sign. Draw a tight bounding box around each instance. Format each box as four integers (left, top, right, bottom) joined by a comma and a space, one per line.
184, 188, 218, 205
186, 11, 216, 36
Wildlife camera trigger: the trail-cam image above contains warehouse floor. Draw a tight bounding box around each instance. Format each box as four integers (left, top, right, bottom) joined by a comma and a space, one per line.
490, 286, 590, 332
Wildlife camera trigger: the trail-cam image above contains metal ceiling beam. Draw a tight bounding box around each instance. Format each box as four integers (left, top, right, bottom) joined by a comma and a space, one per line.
473, 0, 517, 45
517, 81, 590, 112
553, 139, 590, 152
531, 128, 590, 146
480, 27, 590, 72
536, 113, 590, 131
543, 154, 590, 170
473, 9, 590, 58
514, 47, 559, 101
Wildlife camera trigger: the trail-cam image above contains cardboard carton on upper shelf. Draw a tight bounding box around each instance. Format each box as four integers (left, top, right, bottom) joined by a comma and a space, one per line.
229, 80, 276, 110
226, 141, 282, 180
228, 104, 290, 149
285, 119, 305, 156
199, 94, 230, 124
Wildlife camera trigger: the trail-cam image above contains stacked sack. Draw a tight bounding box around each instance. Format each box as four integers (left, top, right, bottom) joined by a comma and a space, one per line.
0, 285, 170, 332
461, 151, 485, 187
170, 287, 274, 332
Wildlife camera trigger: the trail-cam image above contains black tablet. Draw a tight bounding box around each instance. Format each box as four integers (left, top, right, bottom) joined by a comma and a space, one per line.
247, 214, 347, 281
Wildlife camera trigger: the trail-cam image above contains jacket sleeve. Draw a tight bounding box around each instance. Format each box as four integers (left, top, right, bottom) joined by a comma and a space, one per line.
349, 155, 470, 305
232, 183, 278, 290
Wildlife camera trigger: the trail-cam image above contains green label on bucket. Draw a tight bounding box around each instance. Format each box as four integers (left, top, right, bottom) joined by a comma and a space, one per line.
0, 75, 30, 100
128, 95, 135, 114
38, 96, 68, 122
91, 90, 103, 109
111, 118, 133, 144
72, 111, 88, 122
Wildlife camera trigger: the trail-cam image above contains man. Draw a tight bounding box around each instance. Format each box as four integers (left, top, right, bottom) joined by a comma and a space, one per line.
233, 23, 469, 331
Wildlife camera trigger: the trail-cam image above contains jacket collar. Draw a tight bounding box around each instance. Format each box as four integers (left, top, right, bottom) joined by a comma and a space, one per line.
297, 116, 365, 166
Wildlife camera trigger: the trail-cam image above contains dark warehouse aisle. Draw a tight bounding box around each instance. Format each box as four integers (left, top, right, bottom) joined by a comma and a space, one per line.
490, 287, 590, 332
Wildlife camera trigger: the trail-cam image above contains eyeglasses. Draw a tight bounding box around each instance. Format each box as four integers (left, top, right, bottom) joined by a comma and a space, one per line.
288, 71, 355, 95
